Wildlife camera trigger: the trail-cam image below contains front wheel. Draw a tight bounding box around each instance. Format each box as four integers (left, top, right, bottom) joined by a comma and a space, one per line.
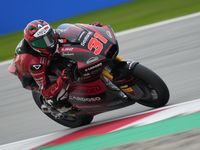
32, 91, 93, 128
131, 64, 170, 108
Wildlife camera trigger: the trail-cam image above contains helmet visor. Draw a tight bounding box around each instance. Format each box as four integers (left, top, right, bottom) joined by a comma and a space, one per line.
31, 31, 56, 48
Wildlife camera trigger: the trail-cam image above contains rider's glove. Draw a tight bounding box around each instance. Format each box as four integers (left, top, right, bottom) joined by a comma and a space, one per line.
90, 22, 103, 27
57, 67, 73, 88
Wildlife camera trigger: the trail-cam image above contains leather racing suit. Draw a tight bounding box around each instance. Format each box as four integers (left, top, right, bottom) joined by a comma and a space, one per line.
9, 38, 68, 100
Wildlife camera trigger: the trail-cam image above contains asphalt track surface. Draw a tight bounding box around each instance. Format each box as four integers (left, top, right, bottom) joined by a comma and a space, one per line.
0, 14, 200, 146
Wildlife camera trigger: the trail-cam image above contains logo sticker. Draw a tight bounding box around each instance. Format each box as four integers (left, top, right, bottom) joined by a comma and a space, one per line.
30, 64, 42, 71
85, 63, 102, 72
86, 57, 98, 64
106, 30, 112, 39
33, 25, 51, 38
80, 31, 92, 46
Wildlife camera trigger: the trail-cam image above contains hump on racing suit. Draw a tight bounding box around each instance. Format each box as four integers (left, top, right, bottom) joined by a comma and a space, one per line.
8, 39, 39, 90
7, 39, 68, 98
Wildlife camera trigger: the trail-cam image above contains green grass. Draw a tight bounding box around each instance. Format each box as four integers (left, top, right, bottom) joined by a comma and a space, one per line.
1, 0, 200, 62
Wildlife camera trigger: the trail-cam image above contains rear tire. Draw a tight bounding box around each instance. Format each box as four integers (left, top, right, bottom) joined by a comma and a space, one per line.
32, 91, 93, 128
132, 64, 170, 108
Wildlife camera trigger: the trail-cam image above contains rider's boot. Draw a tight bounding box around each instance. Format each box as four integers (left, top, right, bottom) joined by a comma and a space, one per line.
41, 99, 72, 119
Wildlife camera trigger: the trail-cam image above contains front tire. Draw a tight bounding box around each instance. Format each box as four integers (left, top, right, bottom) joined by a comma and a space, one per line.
132, 64, 170, 108
32, 91, 93, 128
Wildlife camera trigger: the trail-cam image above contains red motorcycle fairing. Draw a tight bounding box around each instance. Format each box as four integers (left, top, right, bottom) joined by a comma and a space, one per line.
57, 23, 119, 82
53, 24, 134, 116
66, 77, 133, 116
67, 79, 107, 111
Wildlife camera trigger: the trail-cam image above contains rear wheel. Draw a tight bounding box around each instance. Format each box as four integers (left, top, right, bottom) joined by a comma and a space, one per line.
32, 91, 93, 128
131, 64, 170, 108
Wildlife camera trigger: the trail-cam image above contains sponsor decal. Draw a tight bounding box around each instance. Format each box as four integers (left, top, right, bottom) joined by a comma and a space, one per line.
30, 71, 44, 76
51, 87, 59, 94
34, 25, 51, 38
30, 64, 42, 71
63, 44, 71, 47
85, 63, 102, 72
78, 31, 86, 41
69, 85, 101, 94
86, 57, 99, 64
83, 72, 90, 76
80, 31, 92, 46
69, 96, 101, 102
61, 47, 74, 51
62, 52, 74, 56
106, 30, 112, 39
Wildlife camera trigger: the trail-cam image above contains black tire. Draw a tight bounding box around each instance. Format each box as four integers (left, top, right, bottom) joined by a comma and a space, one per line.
32, 91, 93, 128
132, 64, 170, 108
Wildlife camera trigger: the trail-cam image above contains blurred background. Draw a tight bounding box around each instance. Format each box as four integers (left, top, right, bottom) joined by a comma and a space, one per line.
1, 0, 200, 62
1, 0, 200, 148
0, 0, 134, 36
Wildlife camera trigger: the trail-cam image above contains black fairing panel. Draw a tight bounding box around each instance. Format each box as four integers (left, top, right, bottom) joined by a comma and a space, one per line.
111, 60, 139, 82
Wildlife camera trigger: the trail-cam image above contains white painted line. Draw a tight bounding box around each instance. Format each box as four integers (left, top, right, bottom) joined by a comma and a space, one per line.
133, 100, 200, 126
107, 98, 200, 123
115, 12, 200, 37
1, 11, 200, 67
0, 132, 68, 150
0, 59, 12, 67
112, 99, 200, 132
1, 98, 200, 150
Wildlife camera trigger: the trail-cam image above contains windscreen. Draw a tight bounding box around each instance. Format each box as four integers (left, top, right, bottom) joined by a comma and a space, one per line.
57, 24, 83, 42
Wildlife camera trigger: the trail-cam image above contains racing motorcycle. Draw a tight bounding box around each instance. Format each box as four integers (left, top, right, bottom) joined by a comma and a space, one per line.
15, 23, 171, 128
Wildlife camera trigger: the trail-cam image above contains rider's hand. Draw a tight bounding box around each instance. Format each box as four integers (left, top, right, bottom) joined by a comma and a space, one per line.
57, 67, 73, 88
61, 67, 74, 83
90, 22, 103, 27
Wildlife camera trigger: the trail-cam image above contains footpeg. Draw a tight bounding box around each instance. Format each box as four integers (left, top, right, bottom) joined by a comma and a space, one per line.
52, 112, 65, 120
41, 104, 52, 113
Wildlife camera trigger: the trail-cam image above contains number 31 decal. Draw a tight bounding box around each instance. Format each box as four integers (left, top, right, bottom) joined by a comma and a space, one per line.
88, 33, 108, 55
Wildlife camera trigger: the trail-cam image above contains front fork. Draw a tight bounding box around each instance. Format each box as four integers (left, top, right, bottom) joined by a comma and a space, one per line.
101, 55, 124, 80
101, 56, 144, 100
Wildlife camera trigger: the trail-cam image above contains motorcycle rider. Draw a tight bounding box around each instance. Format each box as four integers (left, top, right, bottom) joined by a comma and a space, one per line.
8, 20, 103, 119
